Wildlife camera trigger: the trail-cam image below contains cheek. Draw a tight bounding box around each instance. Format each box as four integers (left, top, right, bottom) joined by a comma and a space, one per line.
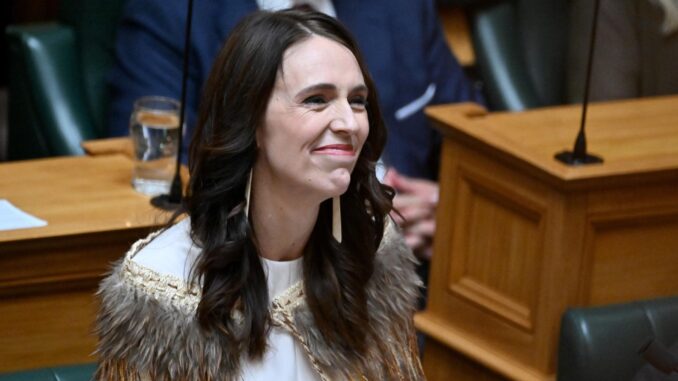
264, 135, 294, 166
261, 125, 311, 171
357, 115, 370, 149
261, 115, 300, 155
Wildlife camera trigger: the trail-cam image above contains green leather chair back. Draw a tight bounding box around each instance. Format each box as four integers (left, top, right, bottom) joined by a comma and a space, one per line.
59, 0, 124, 137
0, 363, 95, 381
557, 296, 678, 381
6, 0, 124, 160
470, 0, 569, 111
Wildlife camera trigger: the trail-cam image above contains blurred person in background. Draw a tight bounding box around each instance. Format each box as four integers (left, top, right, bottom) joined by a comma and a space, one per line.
569, 0, 678, 102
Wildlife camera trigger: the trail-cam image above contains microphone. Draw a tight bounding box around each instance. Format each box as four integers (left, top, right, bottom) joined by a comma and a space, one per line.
151, 0, 195, 210
639, 338, 678, 374
554, 0, 603, 165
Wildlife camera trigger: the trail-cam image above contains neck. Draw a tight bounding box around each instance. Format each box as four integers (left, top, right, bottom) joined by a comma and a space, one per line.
249, 170, 321, 262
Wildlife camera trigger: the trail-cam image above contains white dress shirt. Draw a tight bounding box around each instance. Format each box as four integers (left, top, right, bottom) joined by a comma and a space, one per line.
256, 0, 336, 17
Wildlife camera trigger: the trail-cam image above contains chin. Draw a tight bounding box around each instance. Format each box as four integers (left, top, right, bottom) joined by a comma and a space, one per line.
327, 168, 352, 194
315, 181, 350, 200
331, 183, 351, 198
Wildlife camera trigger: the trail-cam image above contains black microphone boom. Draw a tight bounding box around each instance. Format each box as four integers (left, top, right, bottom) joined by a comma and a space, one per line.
151, 0, 195, 210
555, 0, 604, 165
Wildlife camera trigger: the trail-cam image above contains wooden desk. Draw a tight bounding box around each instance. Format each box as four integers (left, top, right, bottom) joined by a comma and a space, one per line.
417, 96, 678, 380
81, 136, 133, 158
0, 155, 170, 372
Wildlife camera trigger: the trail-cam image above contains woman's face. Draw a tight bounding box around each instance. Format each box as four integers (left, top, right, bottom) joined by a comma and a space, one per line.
255, 35, 369, 200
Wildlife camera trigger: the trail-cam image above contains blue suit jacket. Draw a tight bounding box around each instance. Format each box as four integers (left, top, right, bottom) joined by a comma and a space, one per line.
108, 0, 482, 179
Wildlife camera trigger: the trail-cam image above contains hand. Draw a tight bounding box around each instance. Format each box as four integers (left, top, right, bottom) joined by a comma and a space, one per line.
383, 168, 439, 260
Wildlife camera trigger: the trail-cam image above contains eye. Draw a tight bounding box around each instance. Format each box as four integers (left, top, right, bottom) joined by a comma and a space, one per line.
349, 95, 368, 109
302, 95, 328, 107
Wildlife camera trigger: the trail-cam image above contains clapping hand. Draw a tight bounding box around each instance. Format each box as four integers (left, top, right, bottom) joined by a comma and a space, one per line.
383, 168, 439, 260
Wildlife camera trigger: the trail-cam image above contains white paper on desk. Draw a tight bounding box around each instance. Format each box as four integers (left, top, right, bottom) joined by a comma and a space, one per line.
0, 199, 47, 231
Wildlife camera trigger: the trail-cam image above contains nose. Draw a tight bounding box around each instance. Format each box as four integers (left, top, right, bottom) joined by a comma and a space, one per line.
329, 100, 360, 135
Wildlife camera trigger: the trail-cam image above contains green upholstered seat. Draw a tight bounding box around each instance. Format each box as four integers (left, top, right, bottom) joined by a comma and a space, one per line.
0, 364, 95, 381
5, 0, 123, 160
469, 0, 569, 111
557, 296, 678, 381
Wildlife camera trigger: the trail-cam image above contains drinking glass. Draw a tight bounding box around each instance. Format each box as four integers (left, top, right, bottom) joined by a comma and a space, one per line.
129, 96, 180, 196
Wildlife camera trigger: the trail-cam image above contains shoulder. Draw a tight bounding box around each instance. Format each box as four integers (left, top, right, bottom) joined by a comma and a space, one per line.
375, 217, 419, 275
370, 218, 422, 311
99, 218, 202, 315
95, 219, 243, 379
130, 218, 199, 281
359, 219, 426, 379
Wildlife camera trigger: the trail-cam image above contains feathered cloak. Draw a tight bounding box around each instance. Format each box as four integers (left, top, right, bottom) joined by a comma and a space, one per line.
94, 221, 425, 380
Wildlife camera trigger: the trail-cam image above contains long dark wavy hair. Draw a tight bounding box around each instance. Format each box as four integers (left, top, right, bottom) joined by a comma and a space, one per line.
185, 9, 393, 361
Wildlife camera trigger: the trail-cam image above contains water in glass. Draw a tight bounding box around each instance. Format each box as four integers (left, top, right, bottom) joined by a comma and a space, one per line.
130, 108, 180, 195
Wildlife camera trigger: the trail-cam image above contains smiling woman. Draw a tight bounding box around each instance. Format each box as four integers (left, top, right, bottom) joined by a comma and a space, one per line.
256, 35, 369, 209
94, 8, 424, 381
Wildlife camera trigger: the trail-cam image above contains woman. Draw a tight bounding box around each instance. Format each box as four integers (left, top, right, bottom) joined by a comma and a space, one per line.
95, 9, 424, 381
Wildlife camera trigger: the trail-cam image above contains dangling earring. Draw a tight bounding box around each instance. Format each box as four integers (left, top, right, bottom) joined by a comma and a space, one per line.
332, 196, 342, 243
244, 169, 253, 218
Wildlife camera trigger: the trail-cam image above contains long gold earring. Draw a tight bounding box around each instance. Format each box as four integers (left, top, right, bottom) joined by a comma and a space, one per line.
245, 169, 253, 218
332, 196, 342, 243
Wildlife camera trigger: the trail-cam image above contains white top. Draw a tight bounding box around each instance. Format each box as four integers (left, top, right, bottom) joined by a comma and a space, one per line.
131, 219, 319, 381
241, 256, 318, 381
256, 0, 337, 17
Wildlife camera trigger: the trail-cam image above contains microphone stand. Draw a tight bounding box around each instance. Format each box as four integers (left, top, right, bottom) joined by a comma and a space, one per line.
151, 0, 195, 210
554, 0, 604, 165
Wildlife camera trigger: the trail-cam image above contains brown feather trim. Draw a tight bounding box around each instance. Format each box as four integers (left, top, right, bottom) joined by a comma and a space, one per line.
94, 260, 242, 380
94, 219, 424, 380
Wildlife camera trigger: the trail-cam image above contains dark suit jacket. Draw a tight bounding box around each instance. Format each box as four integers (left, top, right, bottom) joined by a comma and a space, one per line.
107, 0, 482, 179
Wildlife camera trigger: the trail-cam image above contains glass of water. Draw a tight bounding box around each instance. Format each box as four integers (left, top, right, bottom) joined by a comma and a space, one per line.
129, 96, 180, 196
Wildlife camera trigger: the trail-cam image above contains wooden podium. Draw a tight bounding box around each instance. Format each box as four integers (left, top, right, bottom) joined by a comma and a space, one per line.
416, 96, 678, 381
0, 154, 171, 372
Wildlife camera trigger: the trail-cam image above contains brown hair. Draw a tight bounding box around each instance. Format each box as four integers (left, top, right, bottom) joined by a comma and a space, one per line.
185, 8, 393, 362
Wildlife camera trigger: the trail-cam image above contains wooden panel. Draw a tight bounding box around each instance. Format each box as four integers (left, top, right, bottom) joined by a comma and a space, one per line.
0, 230, 146, 372
529, 191, 588, 372
0, 230, 145, 297
587, 213, 678, 304
587, 182, 678, 214
449, 169, 545, 331
423, 96, 678, 380
417, 313, 553, 381
427, 139, 558, 373
425, 136, 590, 377
426, 96, 678, 190
422, 338, 508, 381
577, 182, 678, 305
0, 290, 98, 372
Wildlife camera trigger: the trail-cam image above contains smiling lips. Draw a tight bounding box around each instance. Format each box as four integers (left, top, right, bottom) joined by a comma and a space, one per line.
312, 144, 355, 156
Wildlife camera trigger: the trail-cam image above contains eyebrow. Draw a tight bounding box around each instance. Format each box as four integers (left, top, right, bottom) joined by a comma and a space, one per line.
296, 83, 369, 97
